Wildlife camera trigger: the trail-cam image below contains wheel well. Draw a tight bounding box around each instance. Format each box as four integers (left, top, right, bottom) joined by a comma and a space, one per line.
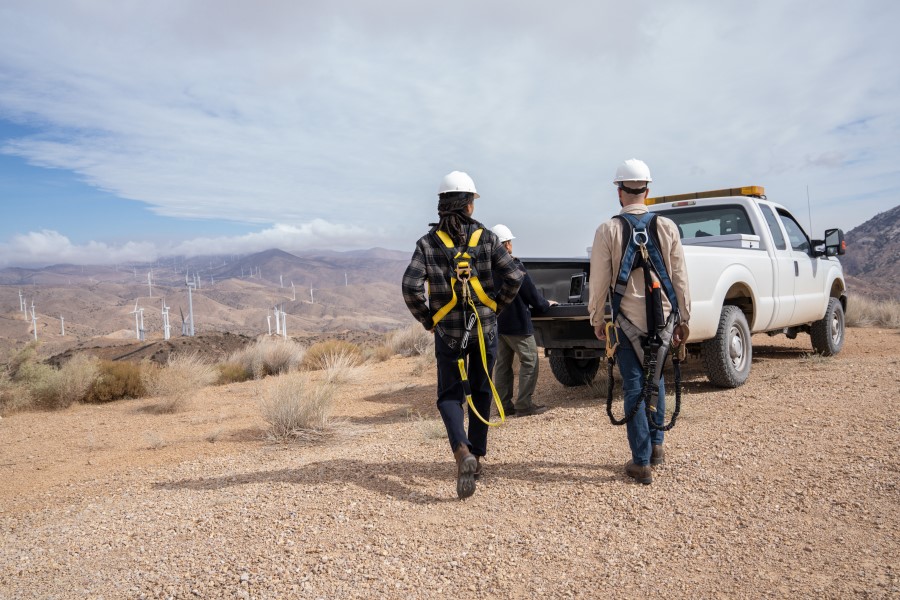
830, 279, 847, 312
723, 283, 754, 324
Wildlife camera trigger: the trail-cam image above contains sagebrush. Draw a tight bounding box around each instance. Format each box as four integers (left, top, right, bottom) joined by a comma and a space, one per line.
229, 337, 306, 379
260, 373, 334, 440
303, 340, 363, 371
845, 295, 900, 329
86, 360, 145, 403
386, 325, 434, 357
141, 353, 218, 413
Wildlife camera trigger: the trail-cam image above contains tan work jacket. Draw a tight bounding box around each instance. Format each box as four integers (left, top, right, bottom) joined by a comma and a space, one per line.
588, 203, 691, 333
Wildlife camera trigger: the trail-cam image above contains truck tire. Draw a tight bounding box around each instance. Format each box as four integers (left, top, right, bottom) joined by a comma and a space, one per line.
810, 297, 845, 356
549, 355, 600, 387
702, 305, 752, 388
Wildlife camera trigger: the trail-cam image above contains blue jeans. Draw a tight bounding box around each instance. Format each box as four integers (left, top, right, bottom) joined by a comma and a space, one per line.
435, 330, 497, 457
616, 336, 665, 466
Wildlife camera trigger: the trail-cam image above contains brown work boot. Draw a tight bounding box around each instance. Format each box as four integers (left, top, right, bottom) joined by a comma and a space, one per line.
454, 444, 478, 499
474, 456, 484, 481
514, 404, 548, 417
625, 460, 652, 485
651, 444, 665, 467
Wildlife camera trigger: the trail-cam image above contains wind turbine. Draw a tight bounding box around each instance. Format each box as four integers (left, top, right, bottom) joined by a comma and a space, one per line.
291, 281, 296, 301
273, 303, 282, 335
18, 289, 25, 313
309, 283, 317, 304
345, 272, 348, 287
280, 274, 284, 288
266, 312, 272, 335
162, 298, 171, 341
148, 269, 153, 297
60, 315, 65, 336
186, 282, 196, 336
30, 301, 37, 341
129, 301, 144, 341
281, 305, 288, 339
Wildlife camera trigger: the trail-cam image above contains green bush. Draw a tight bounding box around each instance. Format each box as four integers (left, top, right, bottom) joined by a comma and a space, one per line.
86, 361, 145, 403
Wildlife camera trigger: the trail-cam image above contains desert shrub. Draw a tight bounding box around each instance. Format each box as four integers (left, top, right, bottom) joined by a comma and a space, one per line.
11, 354, 100, 411
386, 325, 434, 357
141, 352, 218, 413
6, 342, 40, 380
302, 340, 364, 371
366, 344, 395, 363
259, 373, 334, 440
845, 295, 900, 329
0, 371, 27, 414
322, 351, 368, 384
86, 361, 145, 403
229, 338, 305, 379
217, 361, 252, 384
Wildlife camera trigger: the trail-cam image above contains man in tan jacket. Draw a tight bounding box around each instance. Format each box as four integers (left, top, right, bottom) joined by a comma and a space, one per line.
588, 159, 691, 485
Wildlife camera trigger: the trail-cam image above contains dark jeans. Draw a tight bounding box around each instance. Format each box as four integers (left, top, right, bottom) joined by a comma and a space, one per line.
616, 335, 665, 466
435, 330, 497, 457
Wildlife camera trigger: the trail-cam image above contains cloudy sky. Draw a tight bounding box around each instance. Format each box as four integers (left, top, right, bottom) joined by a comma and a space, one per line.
1, 0, 898, 267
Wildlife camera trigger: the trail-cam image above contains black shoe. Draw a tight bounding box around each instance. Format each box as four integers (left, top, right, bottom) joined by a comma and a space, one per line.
501, 405, 516, 417
515, 404, 548, 417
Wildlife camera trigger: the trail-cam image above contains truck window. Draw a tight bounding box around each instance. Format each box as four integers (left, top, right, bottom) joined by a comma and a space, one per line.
655, 205, 754, 240
759, 205, 787, 250
777, 210, 810, 253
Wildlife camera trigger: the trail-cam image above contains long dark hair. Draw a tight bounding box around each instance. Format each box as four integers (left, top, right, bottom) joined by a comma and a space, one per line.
430, 192, 476, 245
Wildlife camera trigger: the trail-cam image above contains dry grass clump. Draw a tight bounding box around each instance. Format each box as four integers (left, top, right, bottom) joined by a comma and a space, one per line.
2, 345, 99, 411
367, 345, 395, 363
229, 337, 306, 379
217, 361, 252, 385
259, 373, 335, 440
386, 325, 434, 357
845, 295, 900, 328
302, 340, 363, 371
141, 352, 218, 413
85, 360, 145, 403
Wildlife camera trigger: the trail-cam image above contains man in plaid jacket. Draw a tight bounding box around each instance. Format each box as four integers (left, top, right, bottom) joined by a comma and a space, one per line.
402, 171, 523, 499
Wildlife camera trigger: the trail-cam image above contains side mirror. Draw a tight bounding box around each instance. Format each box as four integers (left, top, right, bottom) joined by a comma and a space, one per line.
811, 239, 826, 257
824, 228, 846, 256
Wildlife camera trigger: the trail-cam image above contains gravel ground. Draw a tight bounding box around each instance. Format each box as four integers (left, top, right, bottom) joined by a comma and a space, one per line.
1, 328, 898, 599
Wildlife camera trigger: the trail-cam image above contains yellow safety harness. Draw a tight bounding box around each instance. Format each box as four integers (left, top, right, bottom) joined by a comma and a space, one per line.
431, 228, 505, 427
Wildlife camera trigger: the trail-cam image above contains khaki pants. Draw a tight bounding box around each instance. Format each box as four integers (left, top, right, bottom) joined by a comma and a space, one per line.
494, 334, 540, 411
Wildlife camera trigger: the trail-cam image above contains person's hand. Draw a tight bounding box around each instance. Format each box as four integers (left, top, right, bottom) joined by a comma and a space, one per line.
548, 300, 559, 306
672, 324, 686, 347
594, 324, 606, 342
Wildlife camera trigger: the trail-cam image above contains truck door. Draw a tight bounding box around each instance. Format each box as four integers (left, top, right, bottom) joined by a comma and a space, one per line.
759, 204, 796, 328
777, 209, 828, 323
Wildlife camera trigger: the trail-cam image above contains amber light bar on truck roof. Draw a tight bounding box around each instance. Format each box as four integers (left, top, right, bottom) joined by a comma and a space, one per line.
646, 185, 766, 206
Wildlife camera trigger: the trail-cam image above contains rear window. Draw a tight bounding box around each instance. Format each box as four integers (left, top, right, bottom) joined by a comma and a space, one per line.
655, 204, 754, 240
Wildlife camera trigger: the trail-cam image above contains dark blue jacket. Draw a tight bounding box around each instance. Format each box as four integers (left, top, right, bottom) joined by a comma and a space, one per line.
494, 258, 551, 336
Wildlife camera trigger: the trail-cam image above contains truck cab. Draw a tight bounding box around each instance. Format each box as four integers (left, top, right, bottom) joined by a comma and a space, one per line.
527, 186, 847, 388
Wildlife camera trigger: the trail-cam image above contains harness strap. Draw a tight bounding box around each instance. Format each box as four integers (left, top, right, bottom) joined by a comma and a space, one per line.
431, 228, 497, 327
611, 213, 679, 321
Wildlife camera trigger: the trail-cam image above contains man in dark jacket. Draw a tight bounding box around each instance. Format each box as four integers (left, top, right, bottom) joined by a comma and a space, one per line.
402, 172, 523, 499
490, 224, 557, 417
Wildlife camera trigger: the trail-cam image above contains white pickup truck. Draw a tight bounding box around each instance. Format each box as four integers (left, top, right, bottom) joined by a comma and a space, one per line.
526, 186, 848, 388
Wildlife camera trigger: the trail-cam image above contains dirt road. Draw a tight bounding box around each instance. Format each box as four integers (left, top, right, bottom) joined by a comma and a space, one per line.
1, 328, 898, 598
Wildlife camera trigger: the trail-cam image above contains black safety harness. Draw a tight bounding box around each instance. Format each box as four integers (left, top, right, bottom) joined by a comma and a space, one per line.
605, 212, 683, 431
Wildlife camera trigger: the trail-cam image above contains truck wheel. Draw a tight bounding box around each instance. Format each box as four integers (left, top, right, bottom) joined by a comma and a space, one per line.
702, 305, 752, 388
549, 355, 600, 387
810, 297, 845, 356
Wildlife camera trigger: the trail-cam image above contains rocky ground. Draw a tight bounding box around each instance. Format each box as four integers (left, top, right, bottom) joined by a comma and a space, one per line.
1, 328, 898, 599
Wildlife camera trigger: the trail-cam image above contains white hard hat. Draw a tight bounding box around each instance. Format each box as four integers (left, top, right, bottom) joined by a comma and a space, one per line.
613, 159, 652, 185
491, 224, 515, 243
438, 171, 479, 198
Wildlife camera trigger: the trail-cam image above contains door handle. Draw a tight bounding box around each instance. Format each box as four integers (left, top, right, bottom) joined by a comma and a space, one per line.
794, 261, 799, 277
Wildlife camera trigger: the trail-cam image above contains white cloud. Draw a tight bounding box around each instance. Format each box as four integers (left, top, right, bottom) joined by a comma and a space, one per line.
0, 0, 898, 261
0, 221, 382, 267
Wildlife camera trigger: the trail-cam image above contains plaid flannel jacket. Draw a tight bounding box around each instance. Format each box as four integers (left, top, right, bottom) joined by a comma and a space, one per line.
402, 223, 524, 345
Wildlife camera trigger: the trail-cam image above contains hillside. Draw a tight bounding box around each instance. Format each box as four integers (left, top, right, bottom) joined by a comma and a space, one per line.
0, 248, 416, 357
842, 203, 900, 299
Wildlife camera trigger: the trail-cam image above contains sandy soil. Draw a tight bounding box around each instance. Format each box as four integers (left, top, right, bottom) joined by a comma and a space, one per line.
1, 328, 898, 599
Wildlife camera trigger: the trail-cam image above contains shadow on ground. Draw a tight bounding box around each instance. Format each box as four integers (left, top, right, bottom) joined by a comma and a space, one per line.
154, 459, 621, 504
